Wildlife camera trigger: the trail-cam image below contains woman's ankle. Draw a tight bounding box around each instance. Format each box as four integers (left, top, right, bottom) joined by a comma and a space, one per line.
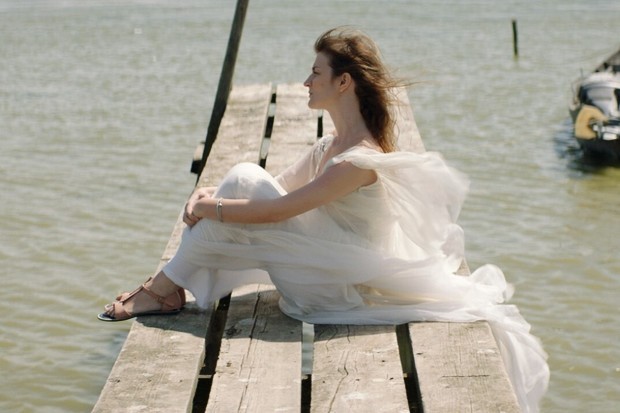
146, 272, 180, 297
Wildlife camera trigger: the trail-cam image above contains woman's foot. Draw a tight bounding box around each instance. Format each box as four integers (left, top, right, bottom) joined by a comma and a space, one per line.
98, 273, 186, 322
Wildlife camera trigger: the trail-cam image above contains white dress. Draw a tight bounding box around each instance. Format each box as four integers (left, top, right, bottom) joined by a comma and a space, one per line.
163, 135, 549, 412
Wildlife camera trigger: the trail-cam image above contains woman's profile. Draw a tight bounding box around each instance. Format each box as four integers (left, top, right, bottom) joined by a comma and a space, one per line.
98, 27, 549, 412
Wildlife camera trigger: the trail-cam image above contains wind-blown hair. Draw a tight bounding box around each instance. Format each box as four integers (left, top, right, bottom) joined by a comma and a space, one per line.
314, 27, 404, 153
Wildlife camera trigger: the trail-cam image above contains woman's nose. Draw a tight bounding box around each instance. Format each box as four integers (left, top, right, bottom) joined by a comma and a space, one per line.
303, 75, 311, 87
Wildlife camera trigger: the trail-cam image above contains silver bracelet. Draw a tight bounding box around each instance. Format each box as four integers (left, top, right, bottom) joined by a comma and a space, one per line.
216, 198, 223, 222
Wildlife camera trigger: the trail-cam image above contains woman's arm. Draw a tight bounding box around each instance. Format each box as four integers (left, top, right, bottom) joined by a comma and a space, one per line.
186, 162, 376, 226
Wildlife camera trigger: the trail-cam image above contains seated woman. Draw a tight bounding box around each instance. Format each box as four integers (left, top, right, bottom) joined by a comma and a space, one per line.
98, 27, 549, 413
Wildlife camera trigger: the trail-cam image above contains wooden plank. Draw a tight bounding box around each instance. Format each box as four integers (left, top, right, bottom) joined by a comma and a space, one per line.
196, 0, 250, 177
202, 84, 304, 411
206, 284, 303, 412
198, 83, 274, 186
202, 83, 311, 412
92, 306, 212, 413
264, 82, 319, 175
93, 184, 209, 413
94, 84, 274, 413
408, 321, 520, 413
96, 82, 521, 413
311, 325, 410, 413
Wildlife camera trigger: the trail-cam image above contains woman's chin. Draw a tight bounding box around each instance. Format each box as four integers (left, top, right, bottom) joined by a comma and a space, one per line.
307, 100, 322, 110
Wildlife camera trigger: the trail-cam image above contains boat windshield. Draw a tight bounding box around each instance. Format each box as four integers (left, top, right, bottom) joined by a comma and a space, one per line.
581, 85, 620, 117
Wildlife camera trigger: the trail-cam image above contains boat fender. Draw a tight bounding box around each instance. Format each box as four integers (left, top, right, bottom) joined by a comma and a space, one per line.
575, 104, 608, 139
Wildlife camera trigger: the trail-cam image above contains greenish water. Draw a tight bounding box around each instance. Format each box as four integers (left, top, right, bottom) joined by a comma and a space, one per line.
1, 1, 619, 411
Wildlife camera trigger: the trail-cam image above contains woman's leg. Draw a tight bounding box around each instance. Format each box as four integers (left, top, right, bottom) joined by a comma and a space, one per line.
100, 163, 285, 320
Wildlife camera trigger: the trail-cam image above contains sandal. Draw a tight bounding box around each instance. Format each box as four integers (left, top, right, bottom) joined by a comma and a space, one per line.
97, 278, 186, 322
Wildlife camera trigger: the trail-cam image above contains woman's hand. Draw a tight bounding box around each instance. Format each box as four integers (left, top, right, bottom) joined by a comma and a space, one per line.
183, 186, 216, 228
183, 206, 201, 228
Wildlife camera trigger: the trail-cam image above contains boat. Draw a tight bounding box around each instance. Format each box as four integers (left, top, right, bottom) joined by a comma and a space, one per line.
569, 48, 620, 161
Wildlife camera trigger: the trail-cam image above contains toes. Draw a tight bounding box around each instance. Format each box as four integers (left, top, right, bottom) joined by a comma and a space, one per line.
103, 303, 115, 315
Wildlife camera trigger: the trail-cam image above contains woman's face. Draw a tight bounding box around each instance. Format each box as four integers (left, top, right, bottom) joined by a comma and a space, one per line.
304, 52, 340, 110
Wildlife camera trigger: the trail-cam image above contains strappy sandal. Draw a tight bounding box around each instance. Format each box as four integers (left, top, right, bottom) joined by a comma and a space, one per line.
97, 278, 186, 322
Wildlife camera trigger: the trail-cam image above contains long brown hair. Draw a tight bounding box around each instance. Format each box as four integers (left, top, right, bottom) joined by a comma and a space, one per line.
314, 27, 404, 153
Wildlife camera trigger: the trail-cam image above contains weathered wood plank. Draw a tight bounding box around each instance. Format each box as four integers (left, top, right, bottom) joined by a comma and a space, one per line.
311, 325, 410, 413
92, 305, 211, 413
263, 82, 318, 175
408, 321, 520, 413
201, 85, 305, 411
96, 83, 521, 413
206, 284, 302, 412
198, 83, 274, 187
94, 84, 274, 413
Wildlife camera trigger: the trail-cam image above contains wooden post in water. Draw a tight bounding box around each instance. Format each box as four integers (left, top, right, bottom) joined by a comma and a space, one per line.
512, 19, 519, 58
196, 0, 250, 180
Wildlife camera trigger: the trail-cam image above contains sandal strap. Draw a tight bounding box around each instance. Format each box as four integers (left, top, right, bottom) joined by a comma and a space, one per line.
140, 282, 169, 305
141, 282, 186, 312
115, 277, 185, 313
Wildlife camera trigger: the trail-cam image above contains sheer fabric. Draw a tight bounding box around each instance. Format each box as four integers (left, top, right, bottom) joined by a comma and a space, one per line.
163, 135, 549, 412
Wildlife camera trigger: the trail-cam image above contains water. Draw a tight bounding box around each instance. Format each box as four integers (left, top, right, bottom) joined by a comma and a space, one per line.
1, 0, 619, 411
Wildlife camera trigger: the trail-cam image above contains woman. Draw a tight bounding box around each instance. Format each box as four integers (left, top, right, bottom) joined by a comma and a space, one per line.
99, 27, 548, 412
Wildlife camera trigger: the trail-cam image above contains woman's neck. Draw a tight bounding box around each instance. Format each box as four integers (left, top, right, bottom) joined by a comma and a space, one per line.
327, 102, 372, 147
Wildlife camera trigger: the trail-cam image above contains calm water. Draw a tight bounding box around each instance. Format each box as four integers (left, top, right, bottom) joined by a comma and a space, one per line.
1, 0, 619, 411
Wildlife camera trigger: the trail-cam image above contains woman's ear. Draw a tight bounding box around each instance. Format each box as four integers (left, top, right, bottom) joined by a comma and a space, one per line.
339, 73, 352, 92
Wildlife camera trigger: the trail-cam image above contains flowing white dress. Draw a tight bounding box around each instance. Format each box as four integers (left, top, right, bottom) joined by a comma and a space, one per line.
163, 135, 549, 412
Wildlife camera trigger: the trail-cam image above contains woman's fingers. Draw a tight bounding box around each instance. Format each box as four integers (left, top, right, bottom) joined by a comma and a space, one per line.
183, 210, 199, 227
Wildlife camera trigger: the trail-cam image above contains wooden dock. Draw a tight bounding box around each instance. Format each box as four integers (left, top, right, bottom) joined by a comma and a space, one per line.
93, 83, 520, 413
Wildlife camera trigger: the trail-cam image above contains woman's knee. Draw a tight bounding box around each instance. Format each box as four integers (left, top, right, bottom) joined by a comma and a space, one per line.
216, 162, 284, 199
